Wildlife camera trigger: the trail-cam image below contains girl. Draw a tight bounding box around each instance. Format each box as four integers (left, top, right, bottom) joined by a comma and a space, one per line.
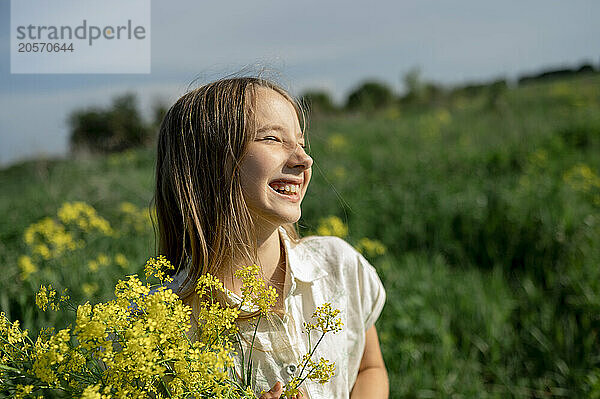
152, 76, 388, 398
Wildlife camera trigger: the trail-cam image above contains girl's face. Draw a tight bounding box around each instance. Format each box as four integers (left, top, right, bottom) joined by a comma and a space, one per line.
239, 87, 313, 228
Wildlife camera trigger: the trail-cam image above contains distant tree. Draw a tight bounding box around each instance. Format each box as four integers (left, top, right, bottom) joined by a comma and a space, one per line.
68, 93, 151, 155
345, 80, 395, 112
144, 99, 169, 148
400, 68, 446, 105
299, 90, 337, 115
152, 101, 169, 129
462, 83, 488, 97
108, 93, 150, 149
68, 108, 112, 154
577, 63, 596, 73
422, 83, 446, 104
403, 67, 425, 101
516, 62, 598, 86
518, 68, 574, 85
486, 79, 508, 110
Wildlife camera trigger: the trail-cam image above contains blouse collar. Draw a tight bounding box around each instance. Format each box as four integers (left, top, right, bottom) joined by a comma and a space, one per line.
278, 226, 328, 283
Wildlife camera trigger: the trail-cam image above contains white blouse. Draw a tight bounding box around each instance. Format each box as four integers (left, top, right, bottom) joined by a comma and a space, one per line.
169, 227, 386, 398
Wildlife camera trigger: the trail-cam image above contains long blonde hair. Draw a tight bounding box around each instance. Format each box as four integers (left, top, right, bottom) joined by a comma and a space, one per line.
151, 76, 305, 303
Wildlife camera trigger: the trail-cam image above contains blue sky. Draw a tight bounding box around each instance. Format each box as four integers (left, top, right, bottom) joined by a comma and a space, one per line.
1, 0, 598, 167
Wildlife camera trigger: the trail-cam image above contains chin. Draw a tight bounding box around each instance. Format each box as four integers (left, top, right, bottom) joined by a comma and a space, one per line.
268, 209, 302, 227
247, 197, 303, 227
276, 212, 301, 225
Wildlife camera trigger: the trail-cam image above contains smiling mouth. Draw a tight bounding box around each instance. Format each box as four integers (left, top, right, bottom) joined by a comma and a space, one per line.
268, 181, 302, 201
269, 181, 301, 194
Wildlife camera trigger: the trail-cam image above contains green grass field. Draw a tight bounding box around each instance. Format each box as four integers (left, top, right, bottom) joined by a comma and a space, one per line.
1, 74, 599, 398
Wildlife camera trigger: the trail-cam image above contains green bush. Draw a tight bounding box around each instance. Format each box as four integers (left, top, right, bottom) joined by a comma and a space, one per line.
69, 93, 153, 155
300, 90, 338, 115
345, 80, 395, 112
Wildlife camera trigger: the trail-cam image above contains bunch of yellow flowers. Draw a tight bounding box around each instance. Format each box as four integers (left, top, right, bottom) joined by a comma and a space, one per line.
281, 304, 344, 397
0, 256, 341, 398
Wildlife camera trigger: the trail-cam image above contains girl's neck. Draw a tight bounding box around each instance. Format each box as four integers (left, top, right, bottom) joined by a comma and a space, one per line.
255, 226, 285, 288
257, 226, 287, 312
227, 225, 288, 308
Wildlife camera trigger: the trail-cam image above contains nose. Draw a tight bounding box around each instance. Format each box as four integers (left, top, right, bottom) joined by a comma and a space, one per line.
289, 145, 313, 170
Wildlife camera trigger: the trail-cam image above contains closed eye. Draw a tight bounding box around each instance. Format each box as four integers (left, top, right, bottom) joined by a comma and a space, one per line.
262, 136, 281, 142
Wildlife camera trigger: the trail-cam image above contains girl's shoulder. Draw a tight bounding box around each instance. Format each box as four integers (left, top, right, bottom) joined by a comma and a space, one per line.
284, 230, 372, 281
295, 233, 358, 259
288, 232, 387, 332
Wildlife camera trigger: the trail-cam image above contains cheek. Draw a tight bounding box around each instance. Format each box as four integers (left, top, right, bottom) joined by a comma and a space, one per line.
240, 156, 271, 190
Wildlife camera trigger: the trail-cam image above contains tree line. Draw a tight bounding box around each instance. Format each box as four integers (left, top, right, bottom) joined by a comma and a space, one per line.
68, 61, 599, 155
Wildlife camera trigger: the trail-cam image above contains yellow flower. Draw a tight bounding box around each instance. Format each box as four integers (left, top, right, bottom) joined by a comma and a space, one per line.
327, 133, 348, 151
119, 201, 153, 233
564, 163, 600, 193
194, 274, 241, 343
303, 303, 343, 334
36, 285, 55, 311
307, 357, 336, 384
355, 237, 387, 258
233, 264, 278, 314
282, 377, 301, 397
196, 273, 226, 297
24, 217, 79, 259
88, 260, 99, 272
144, 255, 174, 284
87, 253, 112, 272
80, 384, 110, 399
316, 216, 348, 238
2, 317, 29, 346
14, 384, 34, 399
119, 201, 137, 214
35, 244, 52, 260
31, 327, 71, 385
74, 302, 108, 347
18, 255, 38, 280
282, 306, 341, 397
3, 254, 340, 397
36, 285, 68, 311
82, 283, 99, 297
57, 201, 114, 236
114, 253, 129, 269
282, 355, 336, 396
97, 254, 109, 266
115, 275, 151, 303
197, 302, 240, 343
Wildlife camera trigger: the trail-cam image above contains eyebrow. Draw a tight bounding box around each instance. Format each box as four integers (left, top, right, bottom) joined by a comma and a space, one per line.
256, 124, 305, 139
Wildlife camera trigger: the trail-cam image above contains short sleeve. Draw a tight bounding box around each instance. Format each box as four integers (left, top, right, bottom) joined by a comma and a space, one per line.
355, 250, 386, 331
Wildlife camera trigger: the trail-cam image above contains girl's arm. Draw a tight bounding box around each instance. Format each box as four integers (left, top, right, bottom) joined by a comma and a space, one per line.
350, 325, 389, 399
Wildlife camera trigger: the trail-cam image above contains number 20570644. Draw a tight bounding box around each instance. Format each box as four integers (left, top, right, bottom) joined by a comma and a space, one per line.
17, 42, 74, 52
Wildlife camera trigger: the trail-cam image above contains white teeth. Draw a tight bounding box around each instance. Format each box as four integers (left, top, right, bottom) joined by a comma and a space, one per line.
271, 182, 300, 195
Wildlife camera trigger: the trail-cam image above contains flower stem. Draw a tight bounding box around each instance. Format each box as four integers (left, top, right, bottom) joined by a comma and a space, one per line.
297, 332, 325, 382
246, 313, 262, 387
